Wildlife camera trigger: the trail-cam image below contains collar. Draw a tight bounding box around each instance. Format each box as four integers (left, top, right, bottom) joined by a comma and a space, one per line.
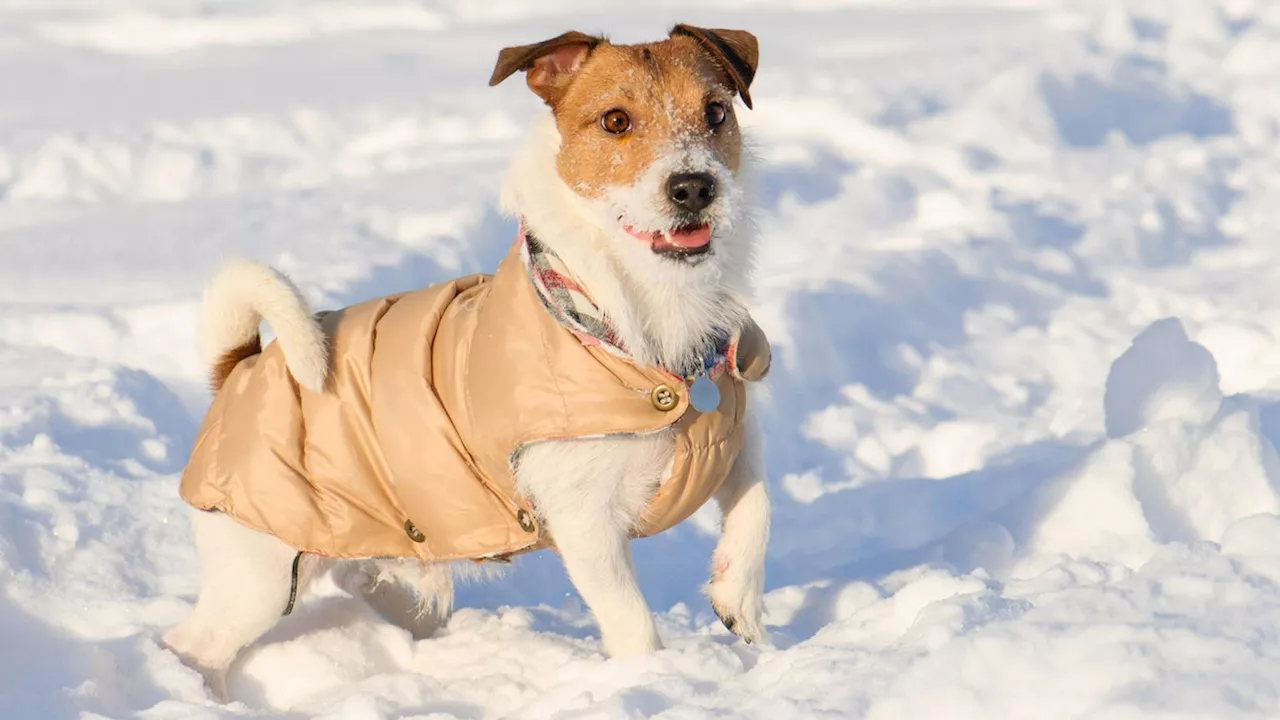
518, 223, 731, 380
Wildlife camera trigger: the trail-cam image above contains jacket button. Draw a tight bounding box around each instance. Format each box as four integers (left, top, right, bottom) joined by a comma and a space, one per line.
650, 384, 678, 411
517, 509, 536, 533
404, 519, 426, 543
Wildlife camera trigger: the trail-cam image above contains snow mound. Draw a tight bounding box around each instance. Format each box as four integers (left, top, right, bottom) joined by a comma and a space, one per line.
925, 317, 1280, 581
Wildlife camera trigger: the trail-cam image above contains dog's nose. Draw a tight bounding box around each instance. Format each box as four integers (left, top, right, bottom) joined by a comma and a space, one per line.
666, 172, 717, 214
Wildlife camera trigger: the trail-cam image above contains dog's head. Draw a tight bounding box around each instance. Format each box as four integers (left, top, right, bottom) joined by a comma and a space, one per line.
491, 26, 758, 277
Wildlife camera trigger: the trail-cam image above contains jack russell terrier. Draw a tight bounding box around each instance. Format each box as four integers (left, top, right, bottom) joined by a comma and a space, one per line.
164, 24, 772, 697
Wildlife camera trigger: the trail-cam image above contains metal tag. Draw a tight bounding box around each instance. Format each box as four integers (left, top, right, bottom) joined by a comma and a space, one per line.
689, 375, 721, 413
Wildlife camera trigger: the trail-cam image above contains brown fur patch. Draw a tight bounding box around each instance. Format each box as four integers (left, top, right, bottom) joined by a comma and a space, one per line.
552, 36, 744, 197
210, 336, 262, 391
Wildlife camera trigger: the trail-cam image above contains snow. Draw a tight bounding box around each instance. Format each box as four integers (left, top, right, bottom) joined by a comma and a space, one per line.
5, 0, 1280, 717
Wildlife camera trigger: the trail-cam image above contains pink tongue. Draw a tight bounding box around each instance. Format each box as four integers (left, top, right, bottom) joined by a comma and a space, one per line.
662, 225, 712, 249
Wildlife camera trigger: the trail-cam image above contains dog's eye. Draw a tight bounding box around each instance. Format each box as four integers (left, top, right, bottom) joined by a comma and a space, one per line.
600, 109, 632, 135
706, 102, 728, 128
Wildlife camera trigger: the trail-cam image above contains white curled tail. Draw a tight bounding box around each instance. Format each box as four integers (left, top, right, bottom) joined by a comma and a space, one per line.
200, 259, 328, 393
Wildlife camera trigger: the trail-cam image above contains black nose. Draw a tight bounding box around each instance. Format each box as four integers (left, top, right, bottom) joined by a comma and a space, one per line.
666, 172, 717, 214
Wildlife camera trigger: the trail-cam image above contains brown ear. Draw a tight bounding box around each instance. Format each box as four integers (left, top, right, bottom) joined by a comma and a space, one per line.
489, 31, 602, 106
669, 24, 759, 109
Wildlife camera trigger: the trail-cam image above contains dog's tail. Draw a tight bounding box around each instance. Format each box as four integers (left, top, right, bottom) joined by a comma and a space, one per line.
200, 259, 328, 393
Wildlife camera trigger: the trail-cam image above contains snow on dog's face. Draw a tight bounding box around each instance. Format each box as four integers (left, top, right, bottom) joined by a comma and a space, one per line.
491, 26, 758, 272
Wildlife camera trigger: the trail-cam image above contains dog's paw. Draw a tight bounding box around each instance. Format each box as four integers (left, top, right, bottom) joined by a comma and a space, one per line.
709, 593, 766, 645
164, 638, 231, 703
206, 669, 232, 704
602, 623, 664, 658
706, 567, 767, 645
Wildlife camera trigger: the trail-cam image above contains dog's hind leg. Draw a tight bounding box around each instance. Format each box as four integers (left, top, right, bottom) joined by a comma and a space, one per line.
331, 559, 454, 640
706, 412, 770, 645
163, 509, 305, 699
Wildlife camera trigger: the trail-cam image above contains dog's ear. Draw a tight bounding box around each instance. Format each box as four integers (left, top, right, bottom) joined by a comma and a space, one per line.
669, 25, 759, 110
489, 31, 603, 107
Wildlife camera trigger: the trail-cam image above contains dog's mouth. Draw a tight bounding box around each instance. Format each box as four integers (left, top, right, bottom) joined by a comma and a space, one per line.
623, 223, 713, 260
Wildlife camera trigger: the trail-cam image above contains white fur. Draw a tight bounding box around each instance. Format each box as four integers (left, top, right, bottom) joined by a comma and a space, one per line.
705, 411, 771, 645
162, 509, 308, 700
328, 558, 457, 640
515, 431, 676, 655
166, 107, 771, 686
200, 259, 328, 393
501, 114, 758, 370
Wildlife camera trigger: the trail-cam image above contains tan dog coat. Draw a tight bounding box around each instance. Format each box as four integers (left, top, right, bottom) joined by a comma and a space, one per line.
179, 239, 770, 562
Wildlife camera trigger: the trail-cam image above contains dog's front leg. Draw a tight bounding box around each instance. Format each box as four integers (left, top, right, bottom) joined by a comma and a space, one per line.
518, 438, 665, 657
707, 414, 770, 644
552, 516, 662, 656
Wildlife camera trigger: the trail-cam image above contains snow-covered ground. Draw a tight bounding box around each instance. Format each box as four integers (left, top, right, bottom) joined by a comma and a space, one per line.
4, 0, 1280, 717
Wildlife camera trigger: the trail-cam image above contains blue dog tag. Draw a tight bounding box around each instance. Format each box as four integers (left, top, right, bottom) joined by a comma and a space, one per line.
689, 375, 721, 413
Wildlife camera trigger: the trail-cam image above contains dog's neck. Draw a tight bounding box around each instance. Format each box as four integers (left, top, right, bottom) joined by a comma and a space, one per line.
522, 228, 733, 373
501, 115, 752, 372
522, 213, 739, 371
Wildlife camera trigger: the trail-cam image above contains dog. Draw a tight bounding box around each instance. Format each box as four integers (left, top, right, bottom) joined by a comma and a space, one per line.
163, 25, 771, 697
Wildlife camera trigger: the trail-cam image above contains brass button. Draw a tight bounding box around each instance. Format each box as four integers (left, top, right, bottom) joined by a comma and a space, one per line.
517, 509, 536, 533
404, 519, 426, 543
650, 384, 678, 411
